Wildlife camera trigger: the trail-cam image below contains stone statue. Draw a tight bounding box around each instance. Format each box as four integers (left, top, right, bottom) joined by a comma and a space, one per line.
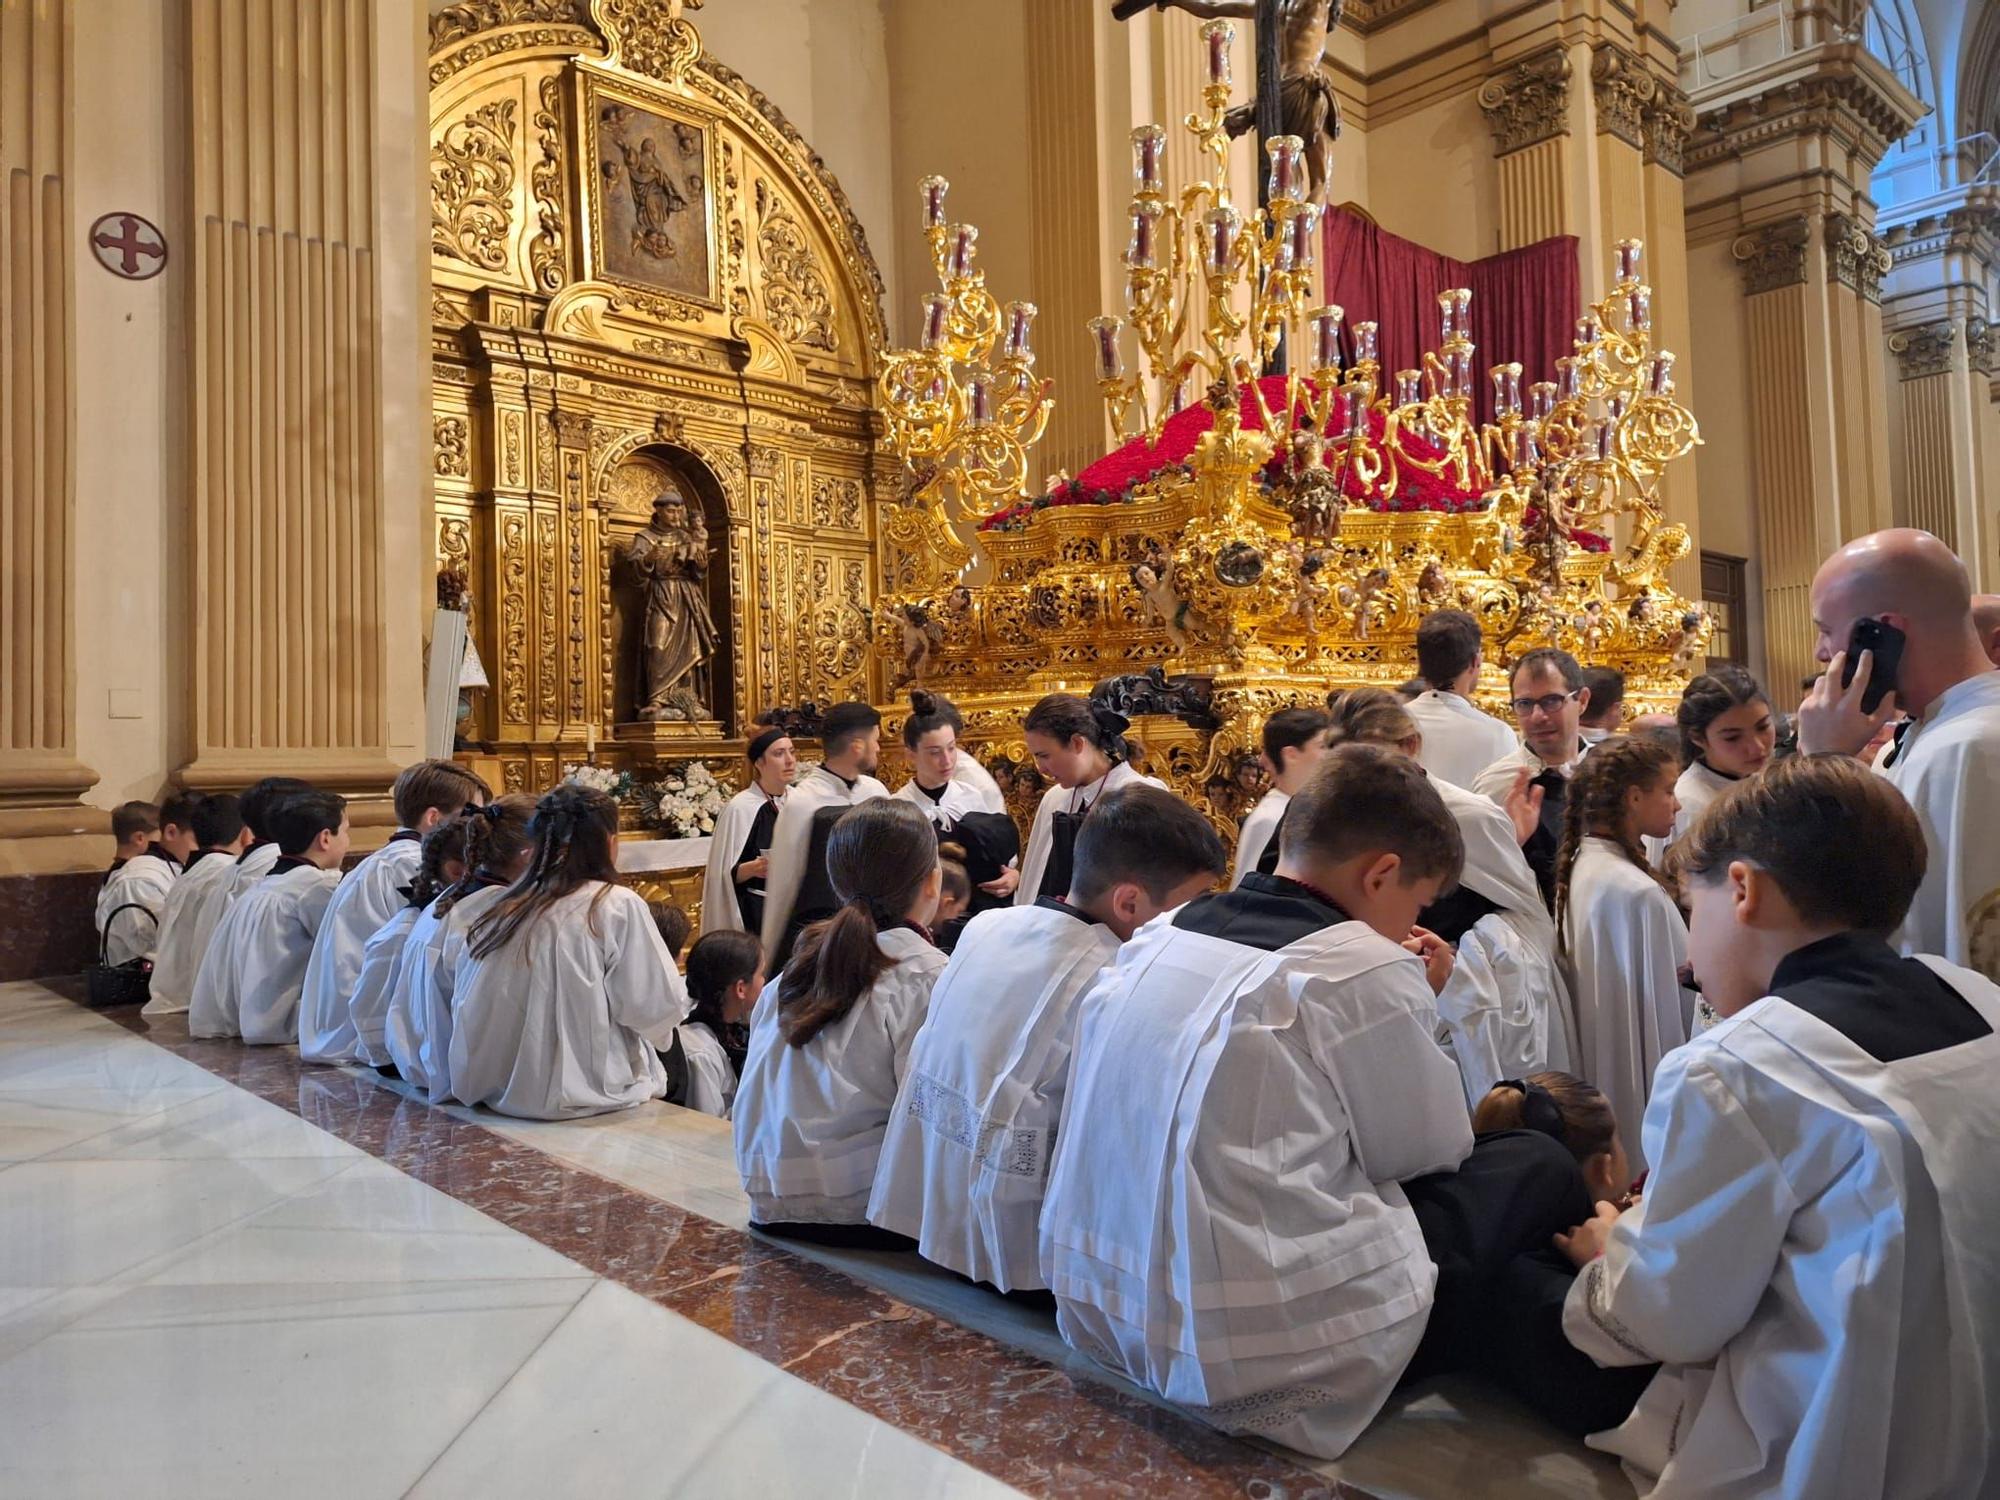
1127, 0, 1342, 202
627, 489, 720, 721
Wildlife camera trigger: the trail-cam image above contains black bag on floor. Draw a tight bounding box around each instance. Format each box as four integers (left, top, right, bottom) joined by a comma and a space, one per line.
84, 903, 158, 1008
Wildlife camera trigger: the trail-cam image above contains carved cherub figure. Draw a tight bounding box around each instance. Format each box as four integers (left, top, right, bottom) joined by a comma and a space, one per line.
1290, 549, 1333, 635
1417, 560, 1450, 606
1669, 610, 1705, 674
1336, 565, 1391, 639
1133, 559, 1192, 651
892, 602, 945, 690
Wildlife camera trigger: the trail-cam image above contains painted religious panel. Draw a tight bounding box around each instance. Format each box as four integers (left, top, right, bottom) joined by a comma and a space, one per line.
581, 71, 718, 307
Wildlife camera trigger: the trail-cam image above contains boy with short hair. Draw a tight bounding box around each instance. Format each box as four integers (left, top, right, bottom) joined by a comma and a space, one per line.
1042, 745, 1592, 1459
96, 801, 180, 966
650, 901, 692, 966
870, 786, 1227, 1293
1556, 754, 2000, 1495
227, 776, 313, 898
145, 794, 253, 1015
1232, 705, 1330, 886
297, 759, 489, 1063
1577, 666, 1626, 745
191, 789, 351, 1043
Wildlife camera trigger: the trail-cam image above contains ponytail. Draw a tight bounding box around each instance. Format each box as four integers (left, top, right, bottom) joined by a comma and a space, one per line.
1554, 736, 1678, 951
468, 785, 621, 958
1474, 1071, 1617, 1164
440, 794, 537, 916
408, 817, 473, 910
776, 799, 938, 1047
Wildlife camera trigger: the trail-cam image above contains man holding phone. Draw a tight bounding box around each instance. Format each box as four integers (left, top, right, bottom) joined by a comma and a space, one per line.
1799, 528, 2000, 981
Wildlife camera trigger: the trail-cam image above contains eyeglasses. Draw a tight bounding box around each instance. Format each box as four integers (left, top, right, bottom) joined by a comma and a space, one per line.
1511, 690, 1579, 718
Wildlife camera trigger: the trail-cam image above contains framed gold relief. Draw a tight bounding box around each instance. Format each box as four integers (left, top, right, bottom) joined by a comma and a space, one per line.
577, 65, 722, 313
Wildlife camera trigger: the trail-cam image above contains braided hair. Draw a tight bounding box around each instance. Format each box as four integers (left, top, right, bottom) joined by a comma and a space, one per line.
1554, 735, 1678, 951
407, 816, 473, 911
467, 785, 621, 958
776, 798, 938, 1047
437, 794, 537, 917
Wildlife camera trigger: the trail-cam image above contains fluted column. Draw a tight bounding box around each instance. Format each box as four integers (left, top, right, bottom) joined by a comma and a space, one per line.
178, 0, 401, 800
0, 0, 102, 860
1478, 46, 1575, 249
1887, 317, 1997, 583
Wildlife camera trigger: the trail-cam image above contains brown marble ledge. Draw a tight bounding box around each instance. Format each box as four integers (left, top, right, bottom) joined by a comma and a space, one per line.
109, 1007, 1376, 1500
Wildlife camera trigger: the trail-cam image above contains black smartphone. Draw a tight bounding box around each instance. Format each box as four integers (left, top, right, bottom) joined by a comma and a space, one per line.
1841, 617, 1906, 714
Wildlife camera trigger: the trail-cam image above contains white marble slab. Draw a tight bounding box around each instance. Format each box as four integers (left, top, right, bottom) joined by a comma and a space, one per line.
615, 835, 711, 872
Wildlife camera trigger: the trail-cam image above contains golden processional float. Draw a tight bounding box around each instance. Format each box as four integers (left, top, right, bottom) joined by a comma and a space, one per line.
869, 19, 1707, 840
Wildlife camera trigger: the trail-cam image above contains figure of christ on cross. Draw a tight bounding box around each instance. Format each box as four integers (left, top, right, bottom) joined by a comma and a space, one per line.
1111, 0, 1342, 205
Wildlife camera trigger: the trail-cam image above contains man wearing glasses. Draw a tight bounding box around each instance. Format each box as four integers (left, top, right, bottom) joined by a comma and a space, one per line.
1471, 648, 1592, 910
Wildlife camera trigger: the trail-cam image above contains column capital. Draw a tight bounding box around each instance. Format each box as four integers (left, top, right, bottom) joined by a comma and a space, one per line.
1887, 319, 1958, 381
1732, 216, 1811, 296
1967, 318, 1994, 377
1477, 46, 1572, 156
1825, 213, 1893, 304
1643, 85, 1698, 178
1590, 43, 1656, 150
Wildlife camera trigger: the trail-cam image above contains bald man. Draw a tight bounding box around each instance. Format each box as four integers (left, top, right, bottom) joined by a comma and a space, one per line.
1799, 529, 2000, 979
1974, 593, 2000, 668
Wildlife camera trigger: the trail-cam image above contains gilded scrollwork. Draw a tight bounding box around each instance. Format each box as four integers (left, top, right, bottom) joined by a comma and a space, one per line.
594, 0, 702, 86
535, 511, 560, 716
429, 0, 591, 54
434, 416, 471, 477
754, 179, 836, 352
499, 511, 530, 723
527, 73, 568, 293
432, 99, 518, 271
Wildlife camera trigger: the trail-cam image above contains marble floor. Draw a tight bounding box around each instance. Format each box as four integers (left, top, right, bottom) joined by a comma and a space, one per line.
0, 980, 1635, 1499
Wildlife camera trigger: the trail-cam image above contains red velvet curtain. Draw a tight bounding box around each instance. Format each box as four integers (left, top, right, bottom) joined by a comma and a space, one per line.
1320, 208, 1579, 427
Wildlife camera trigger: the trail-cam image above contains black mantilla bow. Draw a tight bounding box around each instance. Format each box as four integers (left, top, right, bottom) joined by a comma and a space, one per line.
1497, 1078, 1569, 1147
1090, 667, 1218, 732
755, 703, 825, 739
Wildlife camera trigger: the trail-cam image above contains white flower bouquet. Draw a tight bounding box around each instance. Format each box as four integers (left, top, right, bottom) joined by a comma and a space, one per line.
634, 759, 727, 838
561, 763, 629, 797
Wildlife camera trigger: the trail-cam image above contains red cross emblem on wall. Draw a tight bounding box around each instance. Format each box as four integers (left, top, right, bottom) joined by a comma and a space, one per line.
88, 212, 168, 281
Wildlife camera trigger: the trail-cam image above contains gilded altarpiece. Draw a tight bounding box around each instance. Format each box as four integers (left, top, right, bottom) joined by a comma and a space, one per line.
427, 1, 888, 896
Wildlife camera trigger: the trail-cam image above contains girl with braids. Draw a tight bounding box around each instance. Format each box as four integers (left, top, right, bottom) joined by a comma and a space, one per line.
668, 929, 764, 1117
444, 785, 688, 1119
348, 816, 471, 1073
382, 795, 537, 1093
1015, 692, 1165, 905
1322, 687, 1579, 1105
1671, 664, 1776, 843
733, 798, 945, 1246
1554, 735, 1688, 1174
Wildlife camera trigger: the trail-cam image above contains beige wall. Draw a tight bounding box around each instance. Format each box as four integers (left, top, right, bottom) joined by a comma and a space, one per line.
17, 0, 433, 870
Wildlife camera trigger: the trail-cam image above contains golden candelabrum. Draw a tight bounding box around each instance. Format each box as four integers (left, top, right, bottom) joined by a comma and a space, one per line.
868, 16, 1708, 844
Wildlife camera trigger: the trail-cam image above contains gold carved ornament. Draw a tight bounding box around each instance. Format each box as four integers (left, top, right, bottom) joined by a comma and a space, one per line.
755, 178, 836, 352
528, 73, 568, 293
433, 99, 518, 271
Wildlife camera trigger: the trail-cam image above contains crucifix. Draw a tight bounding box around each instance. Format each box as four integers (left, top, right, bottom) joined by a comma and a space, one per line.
1111, 0, 1342, 373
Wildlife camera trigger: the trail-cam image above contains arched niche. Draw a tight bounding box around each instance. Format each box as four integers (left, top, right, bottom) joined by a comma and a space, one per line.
603, 445, 734, 731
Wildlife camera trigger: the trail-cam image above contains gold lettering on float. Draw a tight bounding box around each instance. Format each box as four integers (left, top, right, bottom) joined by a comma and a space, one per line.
432, 99, 517, 271
500, 512, 530, 724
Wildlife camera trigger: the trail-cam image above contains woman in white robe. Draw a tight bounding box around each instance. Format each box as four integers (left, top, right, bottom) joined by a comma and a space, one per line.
296, 830, 421, 1063
869, 783, 1227, 1292
1229, 706, 1330, 887
669, 928, 764, 1118
699, 729, 793, 936
447, 786, 688, 1119
1014, 693, 1166, 905
1554, 736, 1689, 1175
1556, 754, 2000, 1497
734, 799, 945, 1240
1669, 665, 1775, 845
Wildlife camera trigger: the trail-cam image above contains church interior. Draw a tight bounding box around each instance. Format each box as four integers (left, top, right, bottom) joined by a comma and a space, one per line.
4, 0, 1998, 1494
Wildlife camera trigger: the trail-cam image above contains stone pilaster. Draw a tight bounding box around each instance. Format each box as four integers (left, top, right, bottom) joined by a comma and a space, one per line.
0, 0, 105, 868
178, 0, 408, 813
1477, 47, 1573, 248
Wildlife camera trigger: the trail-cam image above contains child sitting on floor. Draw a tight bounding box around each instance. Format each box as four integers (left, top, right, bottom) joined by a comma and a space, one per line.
1554, 754, 2000, 1496
870, 784, 1226, 1294
447, 787, 688, 1119
96, 799, 185, 966
189, 789, 349, 1043
733, 798, 945, 1248
348, 816, 471, 1074
384, 796, 535, 1096
667, 929, 763, 1118
145, 794, 253, 1016
931, 858, 973, 953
